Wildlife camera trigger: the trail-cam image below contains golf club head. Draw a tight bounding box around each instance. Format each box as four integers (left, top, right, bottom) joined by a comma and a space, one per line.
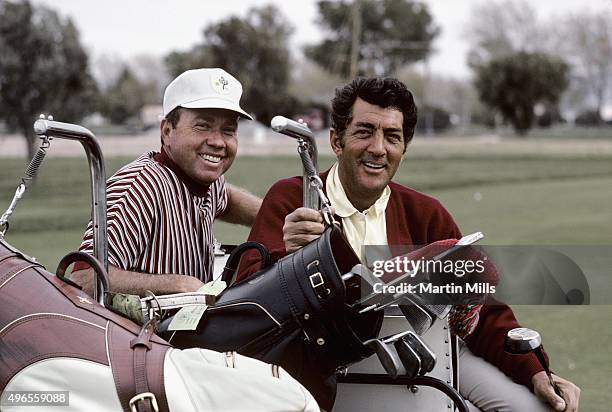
354, 264, 382, 289
270, 115, 315, 141
402, 331, 437, 375
343, 264, 381, 290
398, 303, 434, 335
394, 338, 421, 378
426, 304, 452, 319
400, 294, 451, 319
504, 327, 542, 354
365, 338, 405, 379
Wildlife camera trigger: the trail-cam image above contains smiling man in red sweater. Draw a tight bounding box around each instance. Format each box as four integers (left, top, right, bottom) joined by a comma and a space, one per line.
239, 77, 580, 411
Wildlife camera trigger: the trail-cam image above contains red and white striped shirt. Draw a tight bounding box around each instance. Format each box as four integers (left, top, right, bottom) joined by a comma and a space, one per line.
79, 150, 227, 282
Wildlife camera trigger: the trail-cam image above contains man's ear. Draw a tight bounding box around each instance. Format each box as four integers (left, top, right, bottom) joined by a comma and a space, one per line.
160, 119, 172, 146
330, 129, 343, 156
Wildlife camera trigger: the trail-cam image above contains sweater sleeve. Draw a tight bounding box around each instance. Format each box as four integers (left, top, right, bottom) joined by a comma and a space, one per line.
433, 201, 462, 241
419, 195, 548, 389
236, 177, 303, 282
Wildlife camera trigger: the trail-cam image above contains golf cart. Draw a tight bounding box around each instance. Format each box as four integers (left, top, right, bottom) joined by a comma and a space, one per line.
0, 116, 558, 411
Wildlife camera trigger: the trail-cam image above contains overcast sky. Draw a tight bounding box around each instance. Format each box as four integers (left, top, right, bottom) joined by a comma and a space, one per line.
33, 0, 612, 79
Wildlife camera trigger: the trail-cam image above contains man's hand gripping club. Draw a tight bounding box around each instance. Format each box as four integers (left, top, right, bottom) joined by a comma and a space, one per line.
283, 207, 334, 253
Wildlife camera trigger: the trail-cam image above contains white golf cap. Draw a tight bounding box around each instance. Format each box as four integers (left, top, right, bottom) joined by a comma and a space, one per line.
163, 68, 253, 120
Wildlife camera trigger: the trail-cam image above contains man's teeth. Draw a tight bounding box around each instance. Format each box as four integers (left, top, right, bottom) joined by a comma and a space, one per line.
363, 162, 385, 169
200, 154, 222, 163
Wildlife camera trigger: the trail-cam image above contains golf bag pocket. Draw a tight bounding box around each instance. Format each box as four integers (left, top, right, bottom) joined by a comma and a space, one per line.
164, 348, 319, 412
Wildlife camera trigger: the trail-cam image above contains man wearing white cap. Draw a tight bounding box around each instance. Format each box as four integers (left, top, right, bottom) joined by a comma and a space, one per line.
73, 68, 261, 297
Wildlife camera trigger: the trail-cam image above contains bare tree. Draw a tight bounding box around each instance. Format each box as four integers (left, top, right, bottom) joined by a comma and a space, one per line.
466, 0, 611, 125
556, 12, 612, 122
466, 0, 546, 66
397, 68, 478, 123
290, 59, 344, 105
92, 53, 125, 91
129, 54, 169, 102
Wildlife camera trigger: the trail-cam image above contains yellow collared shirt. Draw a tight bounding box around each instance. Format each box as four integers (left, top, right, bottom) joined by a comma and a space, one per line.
326, 163, 390, 263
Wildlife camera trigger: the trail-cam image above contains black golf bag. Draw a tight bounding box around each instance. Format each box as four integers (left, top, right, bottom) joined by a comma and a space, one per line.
160, 225, 383, 407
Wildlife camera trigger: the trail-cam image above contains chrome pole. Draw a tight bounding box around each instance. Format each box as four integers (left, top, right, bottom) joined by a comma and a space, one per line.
33, 118, 108, 304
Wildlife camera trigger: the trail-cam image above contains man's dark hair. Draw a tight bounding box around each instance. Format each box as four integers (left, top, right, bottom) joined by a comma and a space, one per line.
331, 77, 418, 149
161, 107, 182, 145
165, 107, 182, 129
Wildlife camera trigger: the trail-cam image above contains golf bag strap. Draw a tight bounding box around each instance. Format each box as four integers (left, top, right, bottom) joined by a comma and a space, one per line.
306, 259, 331, 300
128, 319, 158, 412
277, 255, 348, 361
221, 241, 270, 285
0, 240, 170, 412
106, 316, 170, 412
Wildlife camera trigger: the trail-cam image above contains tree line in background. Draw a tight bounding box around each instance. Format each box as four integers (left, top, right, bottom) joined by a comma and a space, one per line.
0, 0, 610, 157
0, 0, 96, 158
466, 0, 611, 132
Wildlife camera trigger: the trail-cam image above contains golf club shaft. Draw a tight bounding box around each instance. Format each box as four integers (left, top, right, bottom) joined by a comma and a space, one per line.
270, 116, 319, 210
535, 348, 563, 397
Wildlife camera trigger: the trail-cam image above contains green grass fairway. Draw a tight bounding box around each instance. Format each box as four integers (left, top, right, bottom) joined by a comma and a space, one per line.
436, 176, 612, 245
512, 306, 612, 412
1, 138, 611, 410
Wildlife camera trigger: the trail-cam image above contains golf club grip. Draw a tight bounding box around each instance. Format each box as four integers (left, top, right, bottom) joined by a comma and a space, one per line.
299, 148, 317, 178
534, 349, 563, 397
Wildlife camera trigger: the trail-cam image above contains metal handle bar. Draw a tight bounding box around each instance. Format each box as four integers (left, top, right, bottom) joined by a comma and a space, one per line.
337, 373, 469, 412
56, 251, 111, 308
33, 118, 108, 304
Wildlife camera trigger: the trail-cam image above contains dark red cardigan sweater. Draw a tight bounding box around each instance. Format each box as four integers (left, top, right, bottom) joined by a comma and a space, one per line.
237, 171, 547, 389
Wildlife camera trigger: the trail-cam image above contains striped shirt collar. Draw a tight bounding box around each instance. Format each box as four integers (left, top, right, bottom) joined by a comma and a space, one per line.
154, 147, 210, 197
